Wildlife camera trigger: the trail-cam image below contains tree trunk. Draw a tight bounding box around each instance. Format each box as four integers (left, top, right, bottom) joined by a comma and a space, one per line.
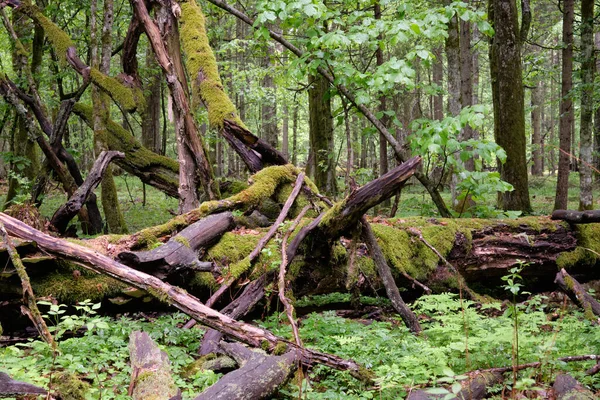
261, 52, 278, 150
531, 82, 543, 176
308, 74, 337, 196
554, 0, 574, 210
578, 0, 594, 210
432, 46, 443, 120
488, 0, 531, 212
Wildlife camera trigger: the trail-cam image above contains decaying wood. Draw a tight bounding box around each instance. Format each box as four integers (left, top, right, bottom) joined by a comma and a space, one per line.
361, 218, 422, 333
187, 173, 306, 330
553, 373, 596, 400
555, 268, 600, 317
194, 342, 299, 400
552, 209, 600, 224
407, 371, 502, 400
199, 273, 274, 355
131, 0, 218, 203
448, 222, 578, 283
118, 212, 234, 278
0, 372, 46, 397
0, 222, 55, 349
0, 212, 369, 379
51, 151, 124, 233
128, 331, 179, 399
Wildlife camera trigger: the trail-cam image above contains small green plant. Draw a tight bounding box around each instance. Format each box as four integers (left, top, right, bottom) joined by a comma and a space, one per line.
501, 260, 529, 395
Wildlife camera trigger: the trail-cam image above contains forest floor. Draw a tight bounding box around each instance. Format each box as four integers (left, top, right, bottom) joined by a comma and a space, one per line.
1, 173, 599, 399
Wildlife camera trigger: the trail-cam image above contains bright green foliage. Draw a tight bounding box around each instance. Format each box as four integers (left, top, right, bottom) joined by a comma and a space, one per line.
0, 311, 219, 400
265, 293, 600, 398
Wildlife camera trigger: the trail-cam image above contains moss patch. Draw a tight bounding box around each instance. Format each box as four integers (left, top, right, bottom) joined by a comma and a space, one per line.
21, 3, 73, 64
54, 372, 90, 400
89, 68, 140, 112
556, 224, 600, 270
179, 0, 245, 129
32, 266, 125, 303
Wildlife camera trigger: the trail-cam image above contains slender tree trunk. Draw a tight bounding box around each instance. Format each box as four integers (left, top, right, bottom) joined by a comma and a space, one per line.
308, 75, 337, 196
142, 54, 162, 154
262, 52, 278, 149
460, 13, 474, 173
554, 0, 574, 210
531, 82, 543, 176
578, 0, 594, 210
446, 5, 461, 206
488, 0, 532, 212
291, 104, 298, 165
594, 33, 600, 175
282, 101, 289, 160
375, 1, 389, 207
432, 46, 443, 120
549, 46, 558, 175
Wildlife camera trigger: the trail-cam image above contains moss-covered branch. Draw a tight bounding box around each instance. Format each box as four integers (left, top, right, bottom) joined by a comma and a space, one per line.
73, 103, 179, 197
129, 164, 302, 247
14, 1, 142, 112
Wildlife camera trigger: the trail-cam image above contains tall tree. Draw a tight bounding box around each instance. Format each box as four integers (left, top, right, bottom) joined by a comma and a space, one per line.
375, 1, 389, 207
554, 0, 574, 210
488, 0, 532, 212
578, 0, 594, 210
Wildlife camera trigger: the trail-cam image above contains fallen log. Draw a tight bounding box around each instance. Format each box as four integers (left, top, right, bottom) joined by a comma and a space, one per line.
0, 212, 370, 380
0, 372, 46, 397
118, 212, 234, 279
128, 331, 179, 399
194, 342, 298, 400
51, 151, 124, 233
552, 209, 600, 224
555, 268, 600, 317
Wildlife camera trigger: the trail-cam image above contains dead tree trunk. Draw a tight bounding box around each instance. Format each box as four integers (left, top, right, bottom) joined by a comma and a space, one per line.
555, 268, 600, 317
51, 151, 124, 233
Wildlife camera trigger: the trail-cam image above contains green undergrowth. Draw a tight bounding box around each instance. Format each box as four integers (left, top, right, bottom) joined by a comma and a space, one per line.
265, 293, 600, 399
0, 312, 217, 400
1, 293, 599, 399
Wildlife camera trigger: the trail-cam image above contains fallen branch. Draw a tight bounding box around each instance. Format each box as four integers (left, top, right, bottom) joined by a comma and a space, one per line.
0, 372, 46, 398
118, 212, 234, 279
128, 331, 179, 399
0, 222, 55, 350
0, 212, 369, 379
555, 268, 600, 317
361, 218, 422, 334
195, 342, 299, 400
551, 209, 600, 224
51, 151, 124, 233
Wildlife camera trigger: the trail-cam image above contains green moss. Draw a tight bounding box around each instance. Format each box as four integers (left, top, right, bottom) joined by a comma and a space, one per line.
179, 0, 245, 129
273, 341, 288, 355
73, 104, 179, 198
21, 3, 73, 64
261, 340, 270, 351
146, 287, 171, 304
189, 271, 217, 289
556, 224, 600, 270
228, 257, 252, 279
221, 180, 249, 198
207, 232, 261, 266
33, 267, 125, 303
356, 256, 377, 279
54, 372, 90, 400
101, 168, 128, 234
132, 165, 298, 245
174, 236, 191, 248
89, 68, 140, 112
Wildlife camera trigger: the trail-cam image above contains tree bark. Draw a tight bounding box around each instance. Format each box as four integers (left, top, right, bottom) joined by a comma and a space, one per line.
554, 0, 574, 210
51, 151, 124, 233
488, 0, 531, 212
578, 0, 594, 210
308, 74, 337, 196
555, 268, 600, 317
531, 82, 543, 176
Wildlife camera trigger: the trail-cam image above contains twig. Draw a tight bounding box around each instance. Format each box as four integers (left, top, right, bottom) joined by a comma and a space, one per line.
278, 205, 311, 347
